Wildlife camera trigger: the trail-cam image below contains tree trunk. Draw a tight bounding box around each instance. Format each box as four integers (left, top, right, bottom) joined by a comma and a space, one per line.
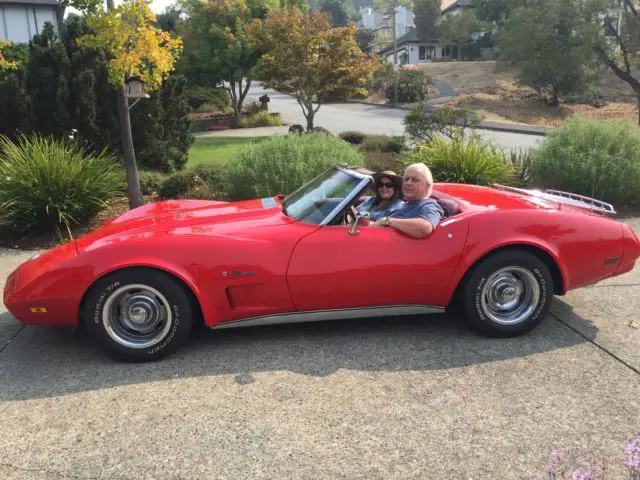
306, 109, 314, 131
237, 79, 251, 115
551, 86, 559, 107
229, 81, 239, 116
107, 0, 143, 209
116, 88, 144, 209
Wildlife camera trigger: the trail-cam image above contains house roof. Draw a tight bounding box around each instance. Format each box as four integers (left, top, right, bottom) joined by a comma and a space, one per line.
378, 28, 440, 55
442, 0, 474, 15
379, 29, 420, 55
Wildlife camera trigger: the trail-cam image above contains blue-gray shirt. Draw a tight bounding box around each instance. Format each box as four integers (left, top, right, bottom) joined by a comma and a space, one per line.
389, 199, 444, 229
357, 197, 404, 221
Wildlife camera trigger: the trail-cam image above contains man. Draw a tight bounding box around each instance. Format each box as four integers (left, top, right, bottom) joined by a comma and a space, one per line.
369, 163, 443, 238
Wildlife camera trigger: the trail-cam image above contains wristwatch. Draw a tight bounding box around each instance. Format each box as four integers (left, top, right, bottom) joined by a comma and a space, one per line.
381, 217, 391, 227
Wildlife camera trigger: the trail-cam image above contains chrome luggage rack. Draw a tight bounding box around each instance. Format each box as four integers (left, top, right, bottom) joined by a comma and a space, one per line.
492, 184, 617, 215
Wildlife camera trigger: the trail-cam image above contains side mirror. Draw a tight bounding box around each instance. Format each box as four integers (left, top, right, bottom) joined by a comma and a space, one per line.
348, 212, 370, 236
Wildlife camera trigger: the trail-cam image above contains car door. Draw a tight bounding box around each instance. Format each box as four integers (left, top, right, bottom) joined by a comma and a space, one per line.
286, 217, 470, 311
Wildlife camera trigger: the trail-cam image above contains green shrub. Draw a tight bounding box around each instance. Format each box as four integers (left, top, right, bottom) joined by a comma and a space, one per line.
404, 131, 516, 185
339, 131, 367, 145
367, 61, 395, 93
138, 170, 166, 196
238, 111, 282, 128
529, 116, 640, 205
226, 133, 364, 200
242, 98, 263, 115
191, 163, 229, 198
363, 151, 403, 172
360, 135, 407, 154
158, 164, 230, 200
505, 148, 534, 187
385, 69, 431, 103
187, 85, 230, 111
158, 171, 199, 199
0, 134, 124, 234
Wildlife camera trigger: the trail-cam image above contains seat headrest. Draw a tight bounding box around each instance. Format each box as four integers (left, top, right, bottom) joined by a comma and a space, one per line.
437, 198, 459, 218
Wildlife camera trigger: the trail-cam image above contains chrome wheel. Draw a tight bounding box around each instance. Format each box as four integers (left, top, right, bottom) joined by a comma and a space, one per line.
102, 284, 172, 349
480, 267, 540, 326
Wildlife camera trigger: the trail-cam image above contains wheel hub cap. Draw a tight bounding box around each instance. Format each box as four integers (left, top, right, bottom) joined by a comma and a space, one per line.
480, 267, 540, 325
102, 284, 173, 349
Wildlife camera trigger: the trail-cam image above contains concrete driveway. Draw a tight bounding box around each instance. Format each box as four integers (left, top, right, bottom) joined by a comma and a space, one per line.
1, 217, 639, 479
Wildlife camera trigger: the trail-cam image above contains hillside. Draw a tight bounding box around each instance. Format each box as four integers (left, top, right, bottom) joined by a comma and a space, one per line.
416, 61, 639, 127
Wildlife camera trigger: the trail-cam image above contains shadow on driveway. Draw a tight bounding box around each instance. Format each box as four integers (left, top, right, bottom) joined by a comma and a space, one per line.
0, 299, 595, 402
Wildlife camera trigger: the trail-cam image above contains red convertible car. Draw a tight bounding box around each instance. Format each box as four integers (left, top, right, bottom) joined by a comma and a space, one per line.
4, 165, 640, 361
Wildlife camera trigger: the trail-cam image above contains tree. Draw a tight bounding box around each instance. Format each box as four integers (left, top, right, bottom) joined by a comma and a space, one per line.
356, 28, 376, 52
403, 101, 479, 143
26, 25, 72, 139
474, 0, 517, 28
0, 41, 19, 72
438, 9, 486, 60
249, 8, 375, 130
583, 0, 640, 124
76, 0, 183, 208
0, 41, 31, 139
318, 0, 349, 26
155, 4, 185, 34
496, 0, 596, 106
412, 0, 441, 41
179, 0, 267, 116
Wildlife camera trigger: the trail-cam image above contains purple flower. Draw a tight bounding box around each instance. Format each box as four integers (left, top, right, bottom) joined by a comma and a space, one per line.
572, 472, 590, 480
625, 436, 640, 473
546, 451, 566, 476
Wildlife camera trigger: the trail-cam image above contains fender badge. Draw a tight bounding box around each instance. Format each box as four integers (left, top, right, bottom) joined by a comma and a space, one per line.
222, 270, 256, 278
604, 257, 619, 266
30, 307, 47, 313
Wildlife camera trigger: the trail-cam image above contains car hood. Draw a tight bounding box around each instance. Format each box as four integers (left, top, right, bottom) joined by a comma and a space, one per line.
75, 197, 293, 252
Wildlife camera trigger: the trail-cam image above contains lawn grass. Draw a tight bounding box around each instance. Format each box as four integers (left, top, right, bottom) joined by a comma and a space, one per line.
188, 136, 273, 165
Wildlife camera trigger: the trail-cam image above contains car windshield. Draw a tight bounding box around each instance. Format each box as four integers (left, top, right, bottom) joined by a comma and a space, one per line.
282, 167, 367, 224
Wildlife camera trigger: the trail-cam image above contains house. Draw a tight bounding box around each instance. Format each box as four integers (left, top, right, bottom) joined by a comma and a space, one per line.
377, 0, 497, 64
0, 0, 64, 44
378, 28, 443, 64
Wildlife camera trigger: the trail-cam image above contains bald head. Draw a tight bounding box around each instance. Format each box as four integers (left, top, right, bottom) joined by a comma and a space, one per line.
402, 163, 433, 201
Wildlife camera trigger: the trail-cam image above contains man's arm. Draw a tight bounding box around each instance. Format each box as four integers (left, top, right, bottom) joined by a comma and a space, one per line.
370, 217, 434, 238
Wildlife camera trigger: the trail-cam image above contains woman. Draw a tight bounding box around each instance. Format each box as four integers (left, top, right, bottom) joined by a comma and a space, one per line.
356, 170, 404, 221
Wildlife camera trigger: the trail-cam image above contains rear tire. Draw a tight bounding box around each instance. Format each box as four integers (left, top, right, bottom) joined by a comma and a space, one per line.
83, 268, 194, 362
461, 250, 553, 337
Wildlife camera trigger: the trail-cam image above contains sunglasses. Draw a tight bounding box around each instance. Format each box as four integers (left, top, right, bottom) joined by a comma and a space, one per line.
378, 182, 395, 189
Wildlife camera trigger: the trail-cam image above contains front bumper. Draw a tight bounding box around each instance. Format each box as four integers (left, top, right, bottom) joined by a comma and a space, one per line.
3, 242, 81, 326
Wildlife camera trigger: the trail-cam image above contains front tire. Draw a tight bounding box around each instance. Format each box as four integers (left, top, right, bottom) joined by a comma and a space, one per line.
83, 268, 194, 362
461, 250, 553, 337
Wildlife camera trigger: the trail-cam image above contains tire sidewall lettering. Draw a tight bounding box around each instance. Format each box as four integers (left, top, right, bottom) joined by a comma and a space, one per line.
147, 303, 180, 356
474, 264, 549, 326
475, 277, 487, 321
93, 281, 121, 325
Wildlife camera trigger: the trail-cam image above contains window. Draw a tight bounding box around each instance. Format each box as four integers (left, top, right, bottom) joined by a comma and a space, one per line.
282, 167, 367, 225
419, 46, 426, 60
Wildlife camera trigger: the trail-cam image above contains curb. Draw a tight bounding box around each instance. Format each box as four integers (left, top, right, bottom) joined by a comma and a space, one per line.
344, 100, 549, 137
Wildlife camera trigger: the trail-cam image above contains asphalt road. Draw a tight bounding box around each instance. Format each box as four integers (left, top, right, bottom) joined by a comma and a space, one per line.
249, 84, 544, 151
1, 216, 639, 479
